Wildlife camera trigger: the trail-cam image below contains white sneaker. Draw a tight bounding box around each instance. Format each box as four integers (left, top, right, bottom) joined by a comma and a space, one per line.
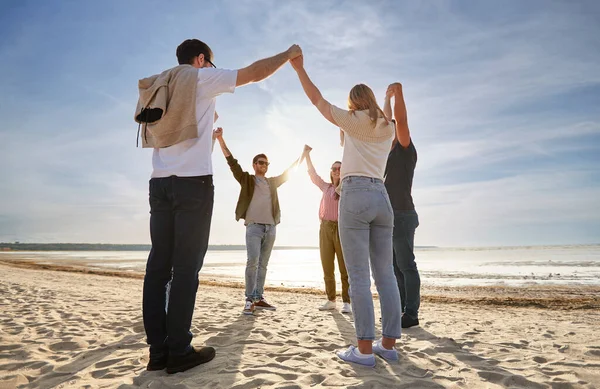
373, 339, 399, 361
318, 300, 336, 311
341, 302, 352, 314
242, 300, 255, 315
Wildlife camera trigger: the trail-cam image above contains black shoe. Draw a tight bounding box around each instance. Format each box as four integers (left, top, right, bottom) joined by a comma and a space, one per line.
402, 315, 419, 328
166, 346, 216, 374
147, 350, 168, 371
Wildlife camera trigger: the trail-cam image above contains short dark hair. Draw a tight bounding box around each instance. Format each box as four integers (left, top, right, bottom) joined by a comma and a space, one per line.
253, 154, 268, 164
176, 39, 213, 65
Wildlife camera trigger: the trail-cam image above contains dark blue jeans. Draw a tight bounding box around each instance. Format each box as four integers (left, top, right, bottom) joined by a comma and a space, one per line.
143, 175, 214, 355
392, 210, 420, 319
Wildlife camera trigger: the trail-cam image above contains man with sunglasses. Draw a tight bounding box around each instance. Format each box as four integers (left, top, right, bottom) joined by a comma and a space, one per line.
214, 128, 300, 315
136, 39, 302, 374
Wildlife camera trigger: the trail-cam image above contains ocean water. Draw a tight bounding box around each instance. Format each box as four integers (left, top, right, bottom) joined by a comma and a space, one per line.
4, 245, 600, 289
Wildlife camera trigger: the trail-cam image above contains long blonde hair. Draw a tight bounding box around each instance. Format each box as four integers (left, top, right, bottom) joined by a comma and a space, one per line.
347, 84, 388, 126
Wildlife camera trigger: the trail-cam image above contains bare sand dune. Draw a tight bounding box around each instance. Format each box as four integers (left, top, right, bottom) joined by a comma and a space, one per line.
0, 264, 599, 388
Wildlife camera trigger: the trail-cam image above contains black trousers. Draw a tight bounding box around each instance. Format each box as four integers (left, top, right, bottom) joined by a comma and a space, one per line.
142, 175, 214, 355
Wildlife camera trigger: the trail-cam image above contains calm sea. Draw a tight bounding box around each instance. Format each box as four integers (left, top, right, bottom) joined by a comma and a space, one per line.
4, 245, 600, 288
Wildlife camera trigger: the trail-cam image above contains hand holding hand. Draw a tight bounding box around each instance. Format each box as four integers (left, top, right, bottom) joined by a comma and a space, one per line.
286, 44, 302, 60
387, 82, 403, 96
213, 127, 223, 141
303, 144, 313, 154
385, 86, 394, 100
290, 54, 304, 72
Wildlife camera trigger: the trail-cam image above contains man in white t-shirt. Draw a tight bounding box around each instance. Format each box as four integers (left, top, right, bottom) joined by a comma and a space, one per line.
140, 39, 302, 374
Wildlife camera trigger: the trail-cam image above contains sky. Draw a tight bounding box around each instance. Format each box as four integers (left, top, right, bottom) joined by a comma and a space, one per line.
0, 0, 599, 247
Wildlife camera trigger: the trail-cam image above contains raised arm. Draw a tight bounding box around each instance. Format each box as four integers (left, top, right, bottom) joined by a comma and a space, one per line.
272, 153, 302, 188
388, 83, 411, 148
304, 145, 329, 191
236, 45, 302, 87
304, 145, 315, 171
290, 55, 337, 126
215, 128, 246, 183
211, 128, 219, 153
383, 89, 392, 121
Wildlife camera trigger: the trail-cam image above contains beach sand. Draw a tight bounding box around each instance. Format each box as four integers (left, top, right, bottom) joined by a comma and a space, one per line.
1, 262, 599, 389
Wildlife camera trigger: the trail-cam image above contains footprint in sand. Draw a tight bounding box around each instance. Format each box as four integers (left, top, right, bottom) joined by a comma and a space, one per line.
48, 339, 89, 352
585, 349, 600, 357
503, 374, 547, 389
242, 368, 298, 381
0, 373, 28, 387
306, 373, 326, 386
550, 382, 576, 389
94, 357, 128, 369
0, 344, 21, 352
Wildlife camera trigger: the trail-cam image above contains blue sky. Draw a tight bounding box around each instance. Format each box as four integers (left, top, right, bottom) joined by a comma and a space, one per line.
1, 0, 599, 247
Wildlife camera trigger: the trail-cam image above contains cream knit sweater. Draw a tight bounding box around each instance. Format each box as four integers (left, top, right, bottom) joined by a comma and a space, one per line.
331, 105, 394, 143
331, 105, 395, 181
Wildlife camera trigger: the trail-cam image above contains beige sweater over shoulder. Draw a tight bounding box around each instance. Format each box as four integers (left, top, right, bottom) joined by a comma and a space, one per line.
134, 65, 199, 148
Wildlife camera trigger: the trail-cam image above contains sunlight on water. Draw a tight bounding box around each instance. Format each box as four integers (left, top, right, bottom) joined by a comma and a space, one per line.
4, 245, 600, 289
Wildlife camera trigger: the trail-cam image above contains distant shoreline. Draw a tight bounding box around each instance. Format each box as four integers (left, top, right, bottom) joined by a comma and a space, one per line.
1, 242, 598, 251
0, 243, 323, 251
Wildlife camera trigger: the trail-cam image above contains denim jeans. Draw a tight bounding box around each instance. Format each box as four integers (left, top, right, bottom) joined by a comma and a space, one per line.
392, 210, 420, 319
245, 223, 276, 301
338, 176, 402, 340
143, 175, 213, 356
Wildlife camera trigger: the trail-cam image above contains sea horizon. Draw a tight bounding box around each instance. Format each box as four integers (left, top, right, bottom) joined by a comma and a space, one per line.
1, 242, 599, 251
2, 244, 599, 289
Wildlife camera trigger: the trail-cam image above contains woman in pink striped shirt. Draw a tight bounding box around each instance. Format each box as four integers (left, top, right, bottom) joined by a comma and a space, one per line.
303, 145, 351, 314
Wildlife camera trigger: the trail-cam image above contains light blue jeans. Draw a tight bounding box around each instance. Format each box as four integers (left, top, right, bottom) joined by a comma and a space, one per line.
245, 223, 277, 301
339, 176, 402, 340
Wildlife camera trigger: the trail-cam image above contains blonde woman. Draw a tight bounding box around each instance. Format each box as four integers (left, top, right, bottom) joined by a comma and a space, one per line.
302, 145, 351, 314
291, 55, 402, 367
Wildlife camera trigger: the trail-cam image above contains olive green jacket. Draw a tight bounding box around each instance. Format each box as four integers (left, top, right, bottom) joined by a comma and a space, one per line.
226, 155, 293, 225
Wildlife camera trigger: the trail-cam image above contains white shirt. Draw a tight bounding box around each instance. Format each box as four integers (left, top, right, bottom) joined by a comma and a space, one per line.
151, 68, 237, 178
341, 133, 393, 181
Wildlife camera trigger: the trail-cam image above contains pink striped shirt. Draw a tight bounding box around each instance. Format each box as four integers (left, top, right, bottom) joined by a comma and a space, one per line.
308, 167, 339, 222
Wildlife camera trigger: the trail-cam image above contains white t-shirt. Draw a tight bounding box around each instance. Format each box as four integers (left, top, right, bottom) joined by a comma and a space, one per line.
151, 68, 237, 178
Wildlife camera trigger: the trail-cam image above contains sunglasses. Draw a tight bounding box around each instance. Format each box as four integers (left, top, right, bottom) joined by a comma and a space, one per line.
200, 54, 216, 68
331, 167, 340, 172
256, 160, 270, 166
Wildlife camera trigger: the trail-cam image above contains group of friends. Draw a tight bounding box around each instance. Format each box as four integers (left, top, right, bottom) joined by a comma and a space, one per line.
135, 39, 420, 373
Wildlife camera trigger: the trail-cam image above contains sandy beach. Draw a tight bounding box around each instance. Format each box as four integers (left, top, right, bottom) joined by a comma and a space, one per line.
1, 262, 599, 389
